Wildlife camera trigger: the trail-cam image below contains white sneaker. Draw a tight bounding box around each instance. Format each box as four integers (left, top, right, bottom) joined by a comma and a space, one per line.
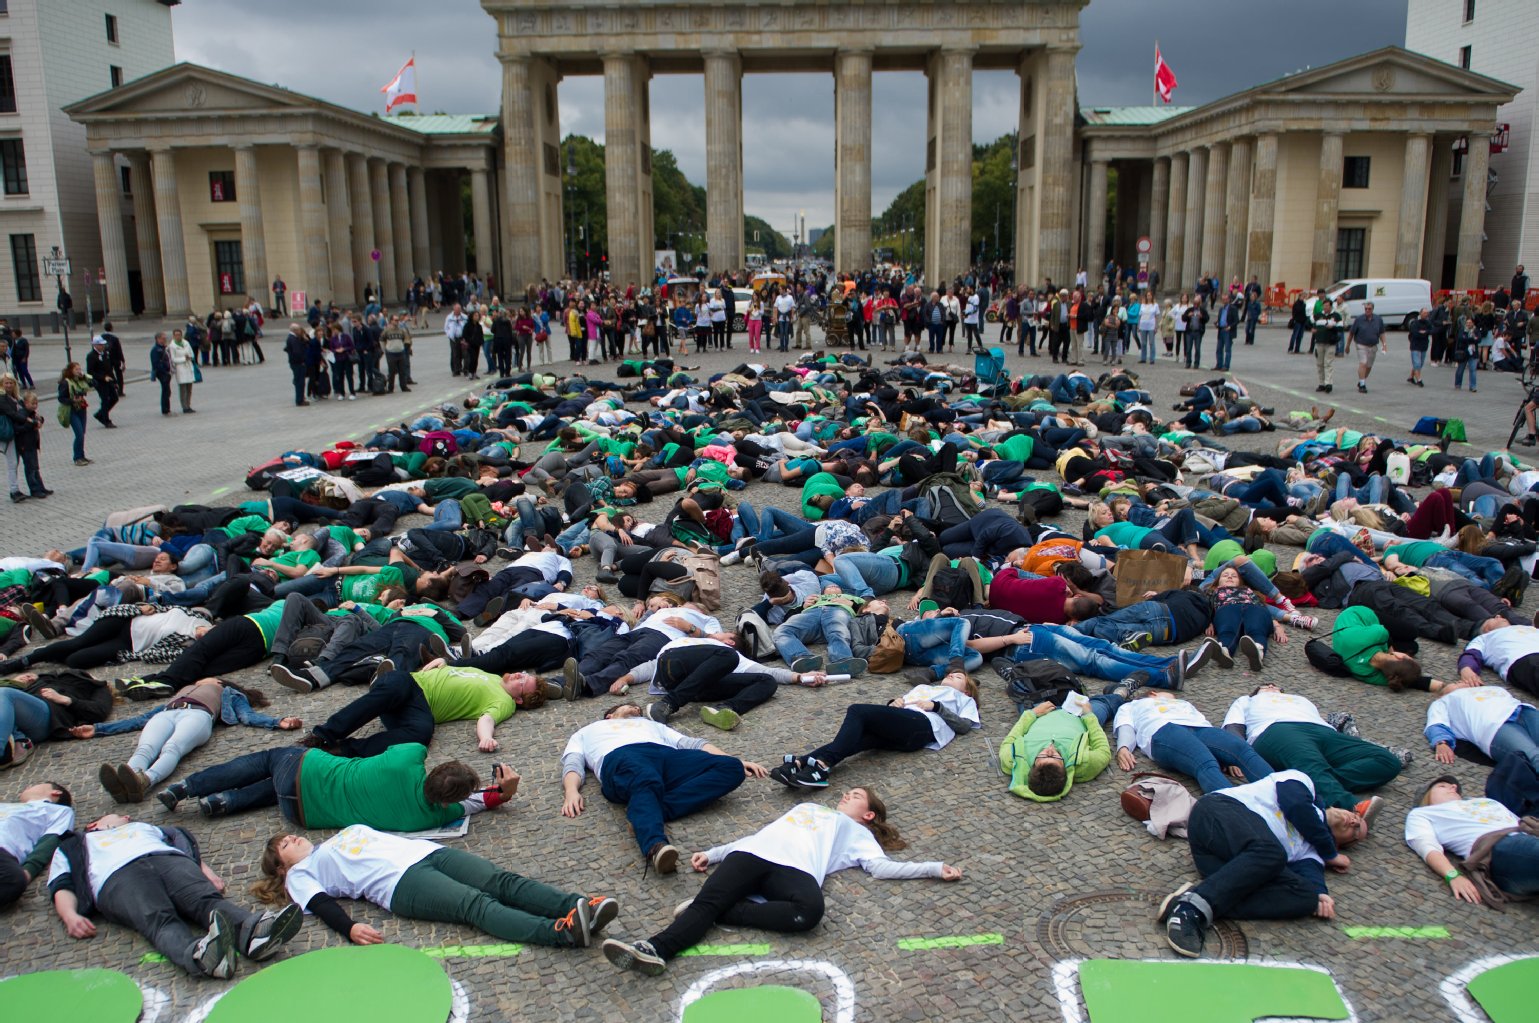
347, 394, 356, 401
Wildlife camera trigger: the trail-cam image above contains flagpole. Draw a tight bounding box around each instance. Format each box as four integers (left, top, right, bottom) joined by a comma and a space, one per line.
1153, 40, 1158, 106
411, 50, 417, 112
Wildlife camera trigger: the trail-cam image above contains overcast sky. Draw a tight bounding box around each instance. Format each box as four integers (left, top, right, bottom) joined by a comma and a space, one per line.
173, 0, 1408, 234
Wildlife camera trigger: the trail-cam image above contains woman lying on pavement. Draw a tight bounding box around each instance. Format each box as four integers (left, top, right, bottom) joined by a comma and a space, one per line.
600, 787, 961, 975
255, 822, 619, 949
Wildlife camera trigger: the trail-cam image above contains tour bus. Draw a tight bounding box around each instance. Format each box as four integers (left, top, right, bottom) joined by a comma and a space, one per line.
1324, 278, 1433, 328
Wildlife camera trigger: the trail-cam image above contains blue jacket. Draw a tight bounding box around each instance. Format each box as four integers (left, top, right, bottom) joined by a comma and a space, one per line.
92, 687, 282, 736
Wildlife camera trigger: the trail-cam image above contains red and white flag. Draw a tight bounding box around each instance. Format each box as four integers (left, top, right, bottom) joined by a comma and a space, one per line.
382, 57, 417, 114
1154, 45, 1178, 104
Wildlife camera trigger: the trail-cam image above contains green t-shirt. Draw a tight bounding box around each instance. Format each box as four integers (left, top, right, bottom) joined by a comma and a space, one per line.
424, 478, 480, 502
219, 514, 271, 540
325, 525, 365, 551
325, 603, 394, 625
397, 604, 458, 646
242, 603, 285, 649
340, 565, 410, 603
1095, 521, 1152, 547
0, 568, 33, 589
1387, 541, 1444, 567
413, 665, 516, 724
298, 743, 465, 831
995, 434, 1036, 464
802, 472, 845, 521
270, 549, 320, 571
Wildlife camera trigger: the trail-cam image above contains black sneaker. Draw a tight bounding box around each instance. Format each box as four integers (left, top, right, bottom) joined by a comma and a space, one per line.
1326, 711, 1360, 738
1155, 881, 1195, 923
193, 908, 238, 979
1102, 670, 1153, 698
1161, 655, 1186, 691
602, 937, 666, 975
584, 896, 620, 937
1119, 631, 1155, 653
792, 759, 831, 788
17, 603, 58, 639
1183, 638, 1224, 677
197, 795, 228, 818
561, 657, 584, 701
270, 663, 315, 694
768, 754, 804, 788
158, 783, 187, 812
243, 904, 302, 961
644, 701, 672, 723
1165, 903, 1206, 958
1235, 635, 1263, 672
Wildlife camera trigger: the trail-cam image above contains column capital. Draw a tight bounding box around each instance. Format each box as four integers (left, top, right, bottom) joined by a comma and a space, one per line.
598, 50, 635, 63
229, 141, 254, 151
295, 141, 321, 151
837, 47, 875, 58
939, 44, 978, 57
701, 48, 740, 62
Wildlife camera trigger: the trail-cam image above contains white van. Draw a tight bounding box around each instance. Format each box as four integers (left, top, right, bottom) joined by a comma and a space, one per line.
1324, 278, 1433, 329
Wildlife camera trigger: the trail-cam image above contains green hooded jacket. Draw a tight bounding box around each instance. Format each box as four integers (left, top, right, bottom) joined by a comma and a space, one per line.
998, 705, 1110, 801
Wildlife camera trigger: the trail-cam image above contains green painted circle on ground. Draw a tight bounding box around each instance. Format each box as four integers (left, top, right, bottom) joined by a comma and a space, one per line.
0, 968, 143, 1023
205, 944, 452, 1023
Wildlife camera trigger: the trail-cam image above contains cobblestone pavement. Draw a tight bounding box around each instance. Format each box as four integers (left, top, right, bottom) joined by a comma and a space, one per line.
1, 317, 1535, 1022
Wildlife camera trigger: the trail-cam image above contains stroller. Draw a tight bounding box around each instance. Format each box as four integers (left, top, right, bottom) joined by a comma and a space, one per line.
974, 346, 1009, 396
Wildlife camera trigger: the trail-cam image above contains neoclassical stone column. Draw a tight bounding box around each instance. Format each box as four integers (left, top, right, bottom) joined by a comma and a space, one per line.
322, 149, 354, 306
232, 144, 269, 308
1180, 146, 1206, 289
499, 54, 563, 286
127, 152, 164, 315
704, 50, 744, 273
408, 166, 430, 279
470, 167, 493, 277
1148, 156, 1170, 288
1085, 159, 1109, 282
1037, 46, 1078, 287
604, 52, 650, 287
439, 173, 466, 274
1395, 133, 1432, 280
1455, 131, 1490, 289
928, 45, 975, 285
295, 144, 331, 303
1223, 138, 1251, 284
368, 158, 397, 302
90, 151, 132, 316
1246, 133, 1279, 289
1423, 137, 1452, 284
835, 48, 873, 271
1310, 132, 1344, 288
1199, 143, 1229, 283
1164, 151, 1189, 292
347, 153, 375, 305
389, 162, 413, 290
149, 147, 190, 317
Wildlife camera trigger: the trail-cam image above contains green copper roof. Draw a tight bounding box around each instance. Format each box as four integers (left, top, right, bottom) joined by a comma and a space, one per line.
383, 114, 499, 136
1080, 106, 1193, 126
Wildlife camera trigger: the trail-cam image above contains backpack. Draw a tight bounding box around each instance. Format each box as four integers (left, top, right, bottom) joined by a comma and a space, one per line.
0, 413, 12, 442
418, 430, 458, 457
921, 482, 981, 528
996, 658, 1081, 714
245, 457, 286, 491
660, 551, 723, 612
734, 609, 776, 661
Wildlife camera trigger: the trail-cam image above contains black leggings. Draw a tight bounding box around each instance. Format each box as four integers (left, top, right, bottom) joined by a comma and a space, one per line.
650, 851, 824, 959
25, 614, 134, 669
462, 630, 569, 676
147, 617, 268, 687
657, 645, 778, 716
807, 704, 934, 768
618, 550, 688, 599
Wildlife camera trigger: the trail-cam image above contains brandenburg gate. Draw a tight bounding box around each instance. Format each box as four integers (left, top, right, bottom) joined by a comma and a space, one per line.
481, 0, 1087, 288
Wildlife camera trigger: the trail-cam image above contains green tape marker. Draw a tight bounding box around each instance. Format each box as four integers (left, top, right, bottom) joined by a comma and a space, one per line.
1343, 926, 1449, 940
209, 486, 230, 497
678, 943, 774, 957
896, 933, 1005, 951
140, 953, 167, 964
421, 943, 523, 958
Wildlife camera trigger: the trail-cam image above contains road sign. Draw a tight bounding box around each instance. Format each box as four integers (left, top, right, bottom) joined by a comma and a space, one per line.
1136, 236, 1152, 255
43, 257, 71, 276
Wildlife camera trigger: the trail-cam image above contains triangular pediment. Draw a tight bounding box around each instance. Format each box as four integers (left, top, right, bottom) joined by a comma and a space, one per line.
1262, 47, 1518, 100
66, 63, 320, 119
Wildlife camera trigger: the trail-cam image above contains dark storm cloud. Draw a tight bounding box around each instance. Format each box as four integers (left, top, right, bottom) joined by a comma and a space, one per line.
174, 0, 1409, 230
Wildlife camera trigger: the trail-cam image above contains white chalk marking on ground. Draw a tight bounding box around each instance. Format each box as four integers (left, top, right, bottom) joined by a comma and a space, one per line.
138, 984, 169, 1023
676, 958, 854, 1023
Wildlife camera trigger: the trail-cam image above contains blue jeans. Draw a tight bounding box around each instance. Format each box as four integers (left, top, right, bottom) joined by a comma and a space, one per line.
80, 538, 159, 574
752, 506, 812, 542
1454, 454, 1499, 489
1410, 350, 1426, 371
1455, 357, 1477, 389
1214, 330, 1233, 371
1307, 531, 1379, 569
1075, 602, 1175, 645
1489, 707, 1539, 774
165, 571, 230, 605
774, 607, 854, 664
272, 573, 337, 602
420, 500, 463, 532
1213, 603, 1273, 652
181, 746, 305, 822
69, 409, 86, 461
1149, 724, 1274, 793
1184, 330, 1203, 368
1013, 624, 1175, 684
832, 553, 902, 598
899, 617, 981, 676
1490, 832, 1539, 897
1426, 550, 1504, 589
0, 688, 51, 744
1337, 473, 1386, 505
599, 742, 746, 855
179, 543, 219, 585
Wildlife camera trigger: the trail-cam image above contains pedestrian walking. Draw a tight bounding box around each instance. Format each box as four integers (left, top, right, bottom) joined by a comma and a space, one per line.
1311, 299, 1342, 394
85, 337, 119, 428
57, 361, 91, 465
1348, 301, 1388, 394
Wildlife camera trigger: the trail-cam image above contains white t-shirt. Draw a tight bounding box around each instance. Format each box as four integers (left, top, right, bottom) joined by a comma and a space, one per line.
1425, 686, 1525, 755
511, 551, 571, 583
129, 608, 207, 652
47, 822, 182, 897
1465, 626, 1539, 677
708, 298, 726, 323
774, 294, 796, 317
1217, 769, 1326, 867
286, 824, 437, 913
895, 684, 980, 749
1508, 470, 1539, 497
640, 607, 721, 642
704, 802, 939, 885
1405, 798, 1520, 860
1223, 691, 1327, 742
562, 717, 708, 782
0, 800, 74, 862
1113, 695, 1210, 757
